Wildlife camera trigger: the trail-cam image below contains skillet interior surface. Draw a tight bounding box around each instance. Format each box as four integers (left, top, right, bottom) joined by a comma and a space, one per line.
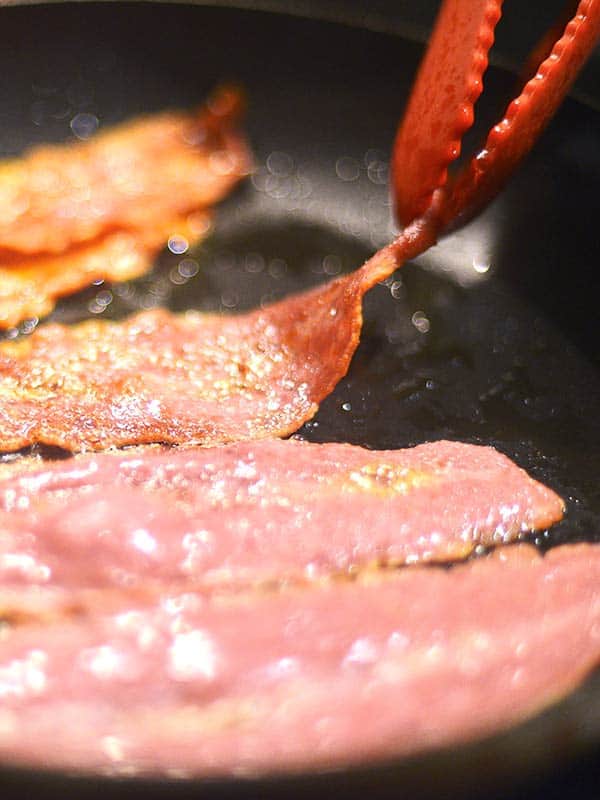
0, 3, 599, 797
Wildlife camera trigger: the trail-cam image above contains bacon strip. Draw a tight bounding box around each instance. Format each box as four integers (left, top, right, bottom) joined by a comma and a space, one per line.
0, 221, 433, 451
0, 544, 597, 777
0, 212, 211, 327
0, 86, 251, 328
0, 439, 563, 615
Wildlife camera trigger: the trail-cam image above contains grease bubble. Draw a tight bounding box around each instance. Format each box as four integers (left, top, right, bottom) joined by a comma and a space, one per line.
70, 113, 99, 140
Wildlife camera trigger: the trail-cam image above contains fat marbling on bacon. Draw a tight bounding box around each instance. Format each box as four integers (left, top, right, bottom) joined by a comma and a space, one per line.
0, 543, 598, 777
0, 85, 251, 327
0, 439, 564, 617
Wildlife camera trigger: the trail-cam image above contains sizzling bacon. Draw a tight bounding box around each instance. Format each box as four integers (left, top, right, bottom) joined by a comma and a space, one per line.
0, 212, 211, 327
0, 86, 250, 328
0, 543, 597, 777
0, 225, 431, 452
0, 439, 564, 610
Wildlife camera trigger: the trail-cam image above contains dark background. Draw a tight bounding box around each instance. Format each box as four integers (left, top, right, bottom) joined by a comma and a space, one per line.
205, 0, 600, 104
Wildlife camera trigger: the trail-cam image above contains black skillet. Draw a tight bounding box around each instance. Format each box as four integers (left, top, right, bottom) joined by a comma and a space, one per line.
0, 3, 599, 798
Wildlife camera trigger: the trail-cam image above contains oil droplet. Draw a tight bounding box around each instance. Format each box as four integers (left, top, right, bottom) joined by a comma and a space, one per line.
221, 291, 239, 309
335, 156, 360, 182
209, 151, 236, 175
178, 258, 199, 279
20, 318, 39, 335
390, 280, 403, 299
472, 257, 490, 274
266, 151, 294, 177
244, 252, 265, 273
70, 113, 99, 140
268, 258, 287, 279
88, 290, 113, 314
168, 235, 189, 255
411, 311, 430, 333
323, 254, 342, 275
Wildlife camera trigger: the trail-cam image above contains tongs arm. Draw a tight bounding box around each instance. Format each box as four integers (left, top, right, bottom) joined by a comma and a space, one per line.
392, 0, 600, 235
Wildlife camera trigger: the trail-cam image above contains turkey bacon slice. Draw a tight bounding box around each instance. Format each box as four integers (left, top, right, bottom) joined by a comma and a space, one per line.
0, 439, 563, 613
0, 543, 597, 777
0, 222, 432, 451
0, 211, 211, 328
0, 85, 250, 328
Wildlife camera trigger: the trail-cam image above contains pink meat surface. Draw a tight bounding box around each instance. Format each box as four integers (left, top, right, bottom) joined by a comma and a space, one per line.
0, 440, 563, 607
0, 543, 598, 777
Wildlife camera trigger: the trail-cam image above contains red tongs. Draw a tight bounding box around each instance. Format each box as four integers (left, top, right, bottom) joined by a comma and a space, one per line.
392, 0, 600, 236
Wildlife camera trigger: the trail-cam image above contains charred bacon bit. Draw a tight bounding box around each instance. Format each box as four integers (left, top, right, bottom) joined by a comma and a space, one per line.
0, 221, 432, 452
0, 440, 563, 607
0, 543, 598, 776
0, 86, 251, 327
